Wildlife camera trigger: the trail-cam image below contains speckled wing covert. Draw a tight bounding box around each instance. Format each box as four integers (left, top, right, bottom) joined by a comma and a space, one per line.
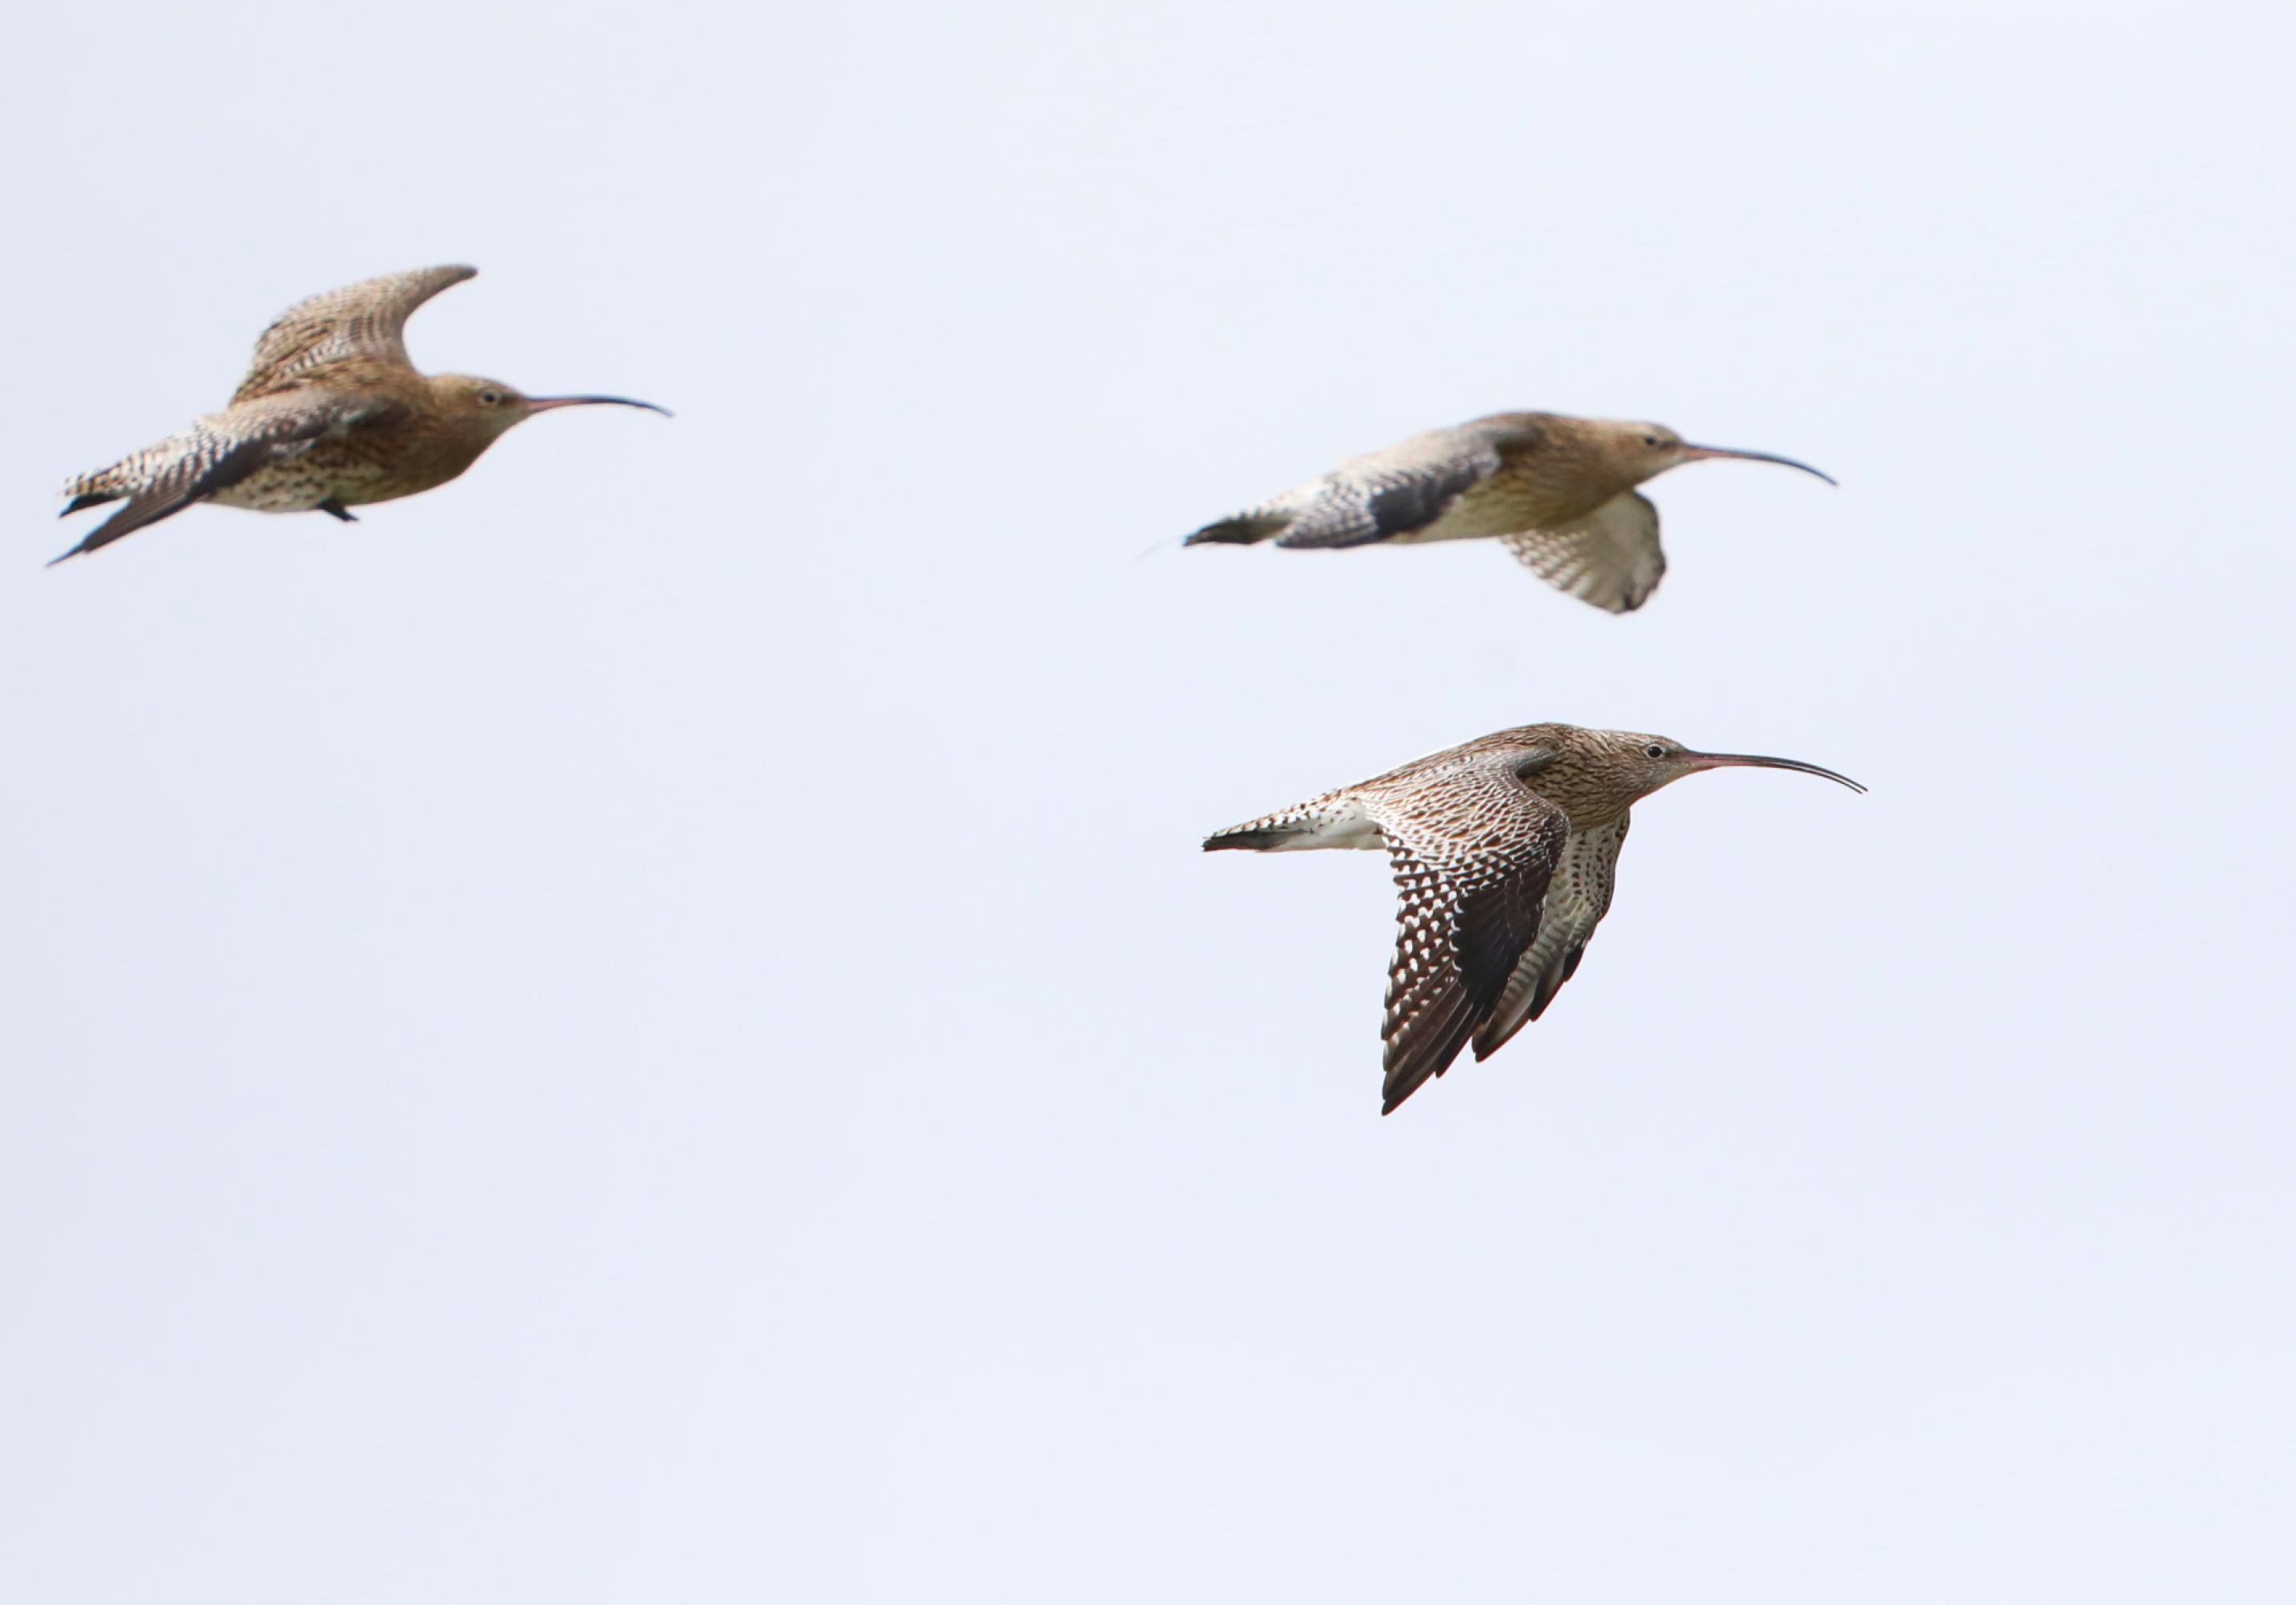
1471, 815, 1630, 1059
1186, 418, 1532, 550
1360, 750, 1571, 1114
51, 393, 397, 564
1498, 492, 1665, 614
234, 265, 477, 401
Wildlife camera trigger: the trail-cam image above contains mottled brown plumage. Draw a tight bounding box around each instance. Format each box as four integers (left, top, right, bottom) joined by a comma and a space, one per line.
54, 266, 667, 564
1204, 723, 1862, 1114
1186, 412, 1833, 612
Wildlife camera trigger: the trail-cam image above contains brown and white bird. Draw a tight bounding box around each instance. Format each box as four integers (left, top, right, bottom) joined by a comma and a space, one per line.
1205, 724, 1862, 1114
1185, 413, 1832, 612
52, 265, 667, 564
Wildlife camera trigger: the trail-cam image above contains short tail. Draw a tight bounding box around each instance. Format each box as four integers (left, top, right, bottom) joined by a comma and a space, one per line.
1202, 826, 1305, 851
1183, 512, 1289, 547
1204, 788, 1359, 854
53, 475, 130, 561
1202, 801, 1342, 851
59, 457, 134, 518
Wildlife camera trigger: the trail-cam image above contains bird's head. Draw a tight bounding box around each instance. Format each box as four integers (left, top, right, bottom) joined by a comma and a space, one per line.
1591, 729, 1866, 806
430, 374, 670, 439
1583, 419, 1836, 492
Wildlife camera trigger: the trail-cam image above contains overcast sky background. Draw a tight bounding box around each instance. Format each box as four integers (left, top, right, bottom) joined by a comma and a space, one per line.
2, 2, 2290, 1599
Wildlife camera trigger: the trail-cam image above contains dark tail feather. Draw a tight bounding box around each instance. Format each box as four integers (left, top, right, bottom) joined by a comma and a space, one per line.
1202, 827, 1304, 852
1183, 514, 1287, 547
60, 491, 122, 518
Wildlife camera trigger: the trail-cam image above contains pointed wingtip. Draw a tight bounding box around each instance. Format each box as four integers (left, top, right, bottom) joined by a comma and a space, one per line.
1202, 828, 1297, 852
1183, 514, 1285, 547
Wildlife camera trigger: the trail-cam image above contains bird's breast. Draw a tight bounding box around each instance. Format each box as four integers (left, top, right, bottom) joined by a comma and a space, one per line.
217, 416, 488, 510
1481, 472, 1615, 530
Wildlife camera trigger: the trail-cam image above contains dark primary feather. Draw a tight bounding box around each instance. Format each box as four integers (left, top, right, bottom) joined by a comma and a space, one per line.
51, 434, 299, 564
1350, 455, 1495, 545
1187, 421, 1519, 551
1202, 827, 1303, 851
1363, 756, 1570, 1114
1183, 513, 1288, 546
50, 396, 388, 564
1377, 835, 1560, 1112
1471, 815, 1630, 1060
1269, 450, 1498, 550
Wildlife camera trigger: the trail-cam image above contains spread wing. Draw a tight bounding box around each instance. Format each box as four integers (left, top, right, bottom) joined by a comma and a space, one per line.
52, 393, 394, 563
234, 265, 476, 401
1362, 750, 1570, 1114
1498, 490, 1666, 613
1186, 418, 1534, 550
1471, 814, 1630, 1059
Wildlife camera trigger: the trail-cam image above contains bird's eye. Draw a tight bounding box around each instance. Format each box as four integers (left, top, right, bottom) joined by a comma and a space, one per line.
1644, 743, 1667, 759
1642, 434, 1660, 447
478, 389, 504, 406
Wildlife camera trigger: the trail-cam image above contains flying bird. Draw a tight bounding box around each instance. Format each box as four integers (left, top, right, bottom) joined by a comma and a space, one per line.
1205, 724, 1862, 1114
1186, 412, 1832, 612
52, 265, 667, 564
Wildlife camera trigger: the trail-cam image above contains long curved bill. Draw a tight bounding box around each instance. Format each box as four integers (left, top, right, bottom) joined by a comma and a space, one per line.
526, 394, 674, 417
1682, 751, 1865, 793
1679, 442, 1835, 486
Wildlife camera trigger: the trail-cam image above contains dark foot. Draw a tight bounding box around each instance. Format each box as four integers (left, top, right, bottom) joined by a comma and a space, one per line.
318, 498, 358, 523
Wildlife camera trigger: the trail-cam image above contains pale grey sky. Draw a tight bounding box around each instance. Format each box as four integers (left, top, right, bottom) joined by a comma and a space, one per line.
2, 1, 2291, 1599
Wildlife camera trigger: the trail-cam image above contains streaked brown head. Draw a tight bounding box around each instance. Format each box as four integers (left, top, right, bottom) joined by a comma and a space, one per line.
1601, 729, 1865, 806
1572, 418, 1835, 494
427, 374, 670, 441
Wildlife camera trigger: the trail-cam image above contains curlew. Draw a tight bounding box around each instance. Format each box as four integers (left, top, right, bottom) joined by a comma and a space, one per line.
1205, 724, 1862, 1114
52, 265, 667, 564
1186, 413, 1831, 612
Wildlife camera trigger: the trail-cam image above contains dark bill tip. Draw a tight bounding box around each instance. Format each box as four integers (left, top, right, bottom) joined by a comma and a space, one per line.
1685, 751, 1865, 793
1679, 443, 1836, 486
526, 394, 674, 418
